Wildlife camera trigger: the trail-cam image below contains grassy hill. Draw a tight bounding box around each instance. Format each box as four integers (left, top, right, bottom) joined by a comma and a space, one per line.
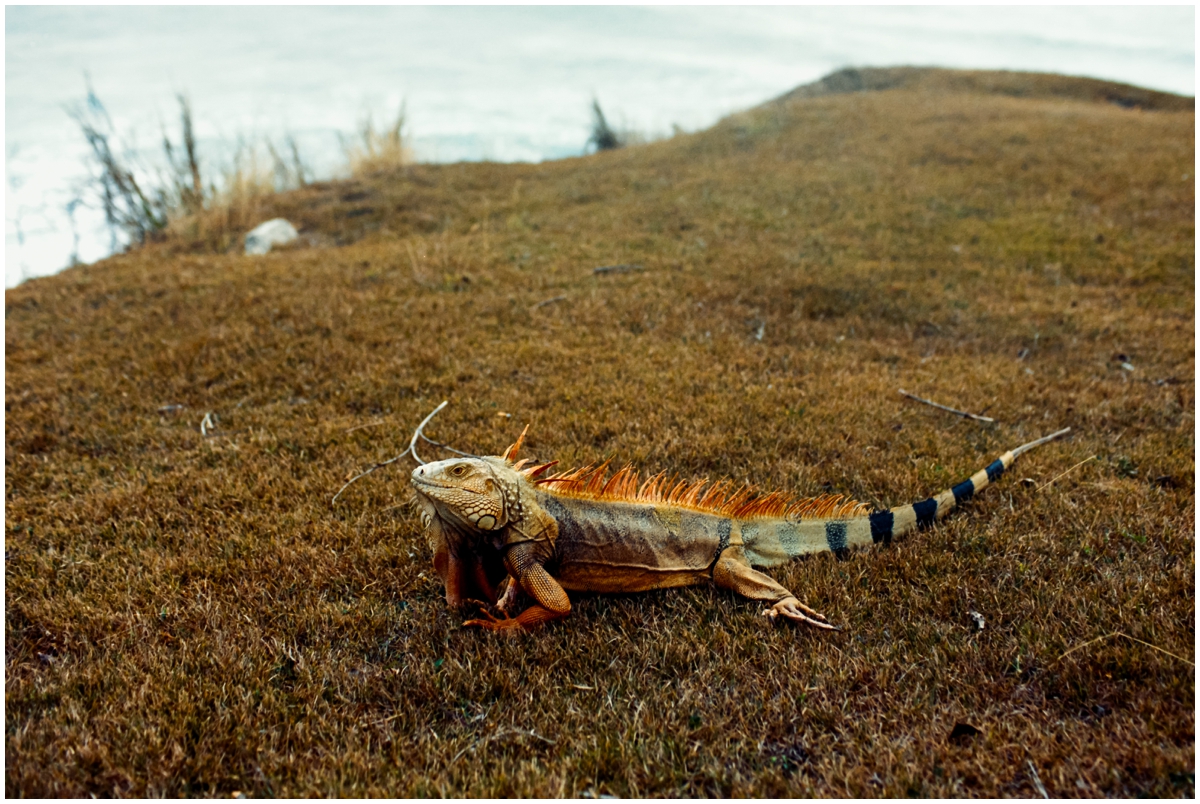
5, 67, 1194, 796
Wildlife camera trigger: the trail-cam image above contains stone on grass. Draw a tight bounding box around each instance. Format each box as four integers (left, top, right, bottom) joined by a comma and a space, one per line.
244, 218, 299, 255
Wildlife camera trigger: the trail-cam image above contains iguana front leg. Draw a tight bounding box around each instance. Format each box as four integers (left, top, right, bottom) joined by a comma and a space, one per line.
711, 545, 837, 630
463, 541, 571, 631
424, 516, 502, 609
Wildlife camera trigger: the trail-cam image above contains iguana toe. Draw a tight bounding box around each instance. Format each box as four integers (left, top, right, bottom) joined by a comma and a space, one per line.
462, 613, 524, 631
764, 598, 840, 630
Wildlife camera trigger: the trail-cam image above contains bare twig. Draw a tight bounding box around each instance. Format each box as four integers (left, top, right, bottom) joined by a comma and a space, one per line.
344, 419, 388, 434
898, 389, 995, 423
200, 411, 215, 436
1011, 427, 1072, 457
331, 452, 408, 505
419, 432, 478, 458
1026, 760, 1049, 799
450, 727, 556, 765
409, 400, 449, 466
1056, 631, 1194, 666
331, 400, 449, 505
449, 740, 478, 766
370, 711, 406, 728
521, 728, 556, 745
532, 295, 567, 309
593, 263, 644, 275
1035, 454, 1096, 492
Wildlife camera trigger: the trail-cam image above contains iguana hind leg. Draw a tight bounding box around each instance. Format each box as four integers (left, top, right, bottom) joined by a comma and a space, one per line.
711, 547, 837, 631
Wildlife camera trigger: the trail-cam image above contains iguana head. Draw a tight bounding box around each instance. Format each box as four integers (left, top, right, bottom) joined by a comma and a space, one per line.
410, 456, 526, 532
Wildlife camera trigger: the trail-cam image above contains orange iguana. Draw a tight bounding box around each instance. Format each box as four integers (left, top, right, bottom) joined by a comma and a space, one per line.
410, 427, 1071, 631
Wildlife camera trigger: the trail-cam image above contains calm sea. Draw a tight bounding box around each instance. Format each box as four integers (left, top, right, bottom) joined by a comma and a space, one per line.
5, 5, 1194, 287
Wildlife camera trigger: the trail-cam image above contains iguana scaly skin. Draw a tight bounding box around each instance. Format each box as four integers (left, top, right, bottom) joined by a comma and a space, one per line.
410, 427, 1070, 631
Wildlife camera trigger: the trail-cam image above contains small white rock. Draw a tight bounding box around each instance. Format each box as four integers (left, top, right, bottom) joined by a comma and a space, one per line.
244, 218, 299, 255
969, 610, 986, 631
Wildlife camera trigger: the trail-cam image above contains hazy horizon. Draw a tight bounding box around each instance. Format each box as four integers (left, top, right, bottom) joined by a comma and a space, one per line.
6, 5, 1195, 287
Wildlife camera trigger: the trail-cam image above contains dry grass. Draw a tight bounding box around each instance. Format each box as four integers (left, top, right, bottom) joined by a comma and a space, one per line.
164, 140, 283, 255
343, 109, 413, 180
5, 68, 1194, 797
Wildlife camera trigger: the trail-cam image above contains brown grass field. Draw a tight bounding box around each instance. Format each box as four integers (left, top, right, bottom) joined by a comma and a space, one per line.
5, 68, 1195, 796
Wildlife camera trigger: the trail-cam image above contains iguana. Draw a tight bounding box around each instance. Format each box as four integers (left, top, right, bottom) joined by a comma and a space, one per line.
409, 427, 1071, 631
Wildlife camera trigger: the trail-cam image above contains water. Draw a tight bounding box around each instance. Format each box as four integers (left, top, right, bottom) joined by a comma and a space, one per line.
5, 5, 1194, 287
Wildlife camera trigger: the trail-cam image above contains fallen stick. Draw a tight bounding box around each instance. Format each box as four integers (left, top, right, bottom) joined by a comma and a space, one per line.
450, 727, 556, 765
1055, 630, 1194, 666
408, 400, 450, 466
419, 432, 477, 458
331, 400, 450, 505
1011, 427, 1071, 457
1035, 454, 1095, 492
1026, 760, 1049, 799
593, 263, 644, 275
898, 389, 995, 423
344, 419, 389, 434
532, 295, 567, 309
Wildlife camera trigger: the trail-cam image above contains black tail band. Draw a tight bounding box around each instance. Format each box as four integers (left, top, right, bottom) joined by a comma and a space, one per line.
869, 510, 894, 545
913, 498, 938, 529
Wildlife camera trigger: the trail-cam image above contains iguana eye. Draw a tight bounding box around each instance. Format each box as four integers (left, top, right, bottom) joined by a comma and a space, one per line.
451, 465, 467, 476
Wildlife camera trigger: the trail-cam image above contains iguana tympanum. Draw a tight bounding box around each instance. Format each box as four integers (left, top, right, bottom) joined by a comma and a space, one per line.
410, 427, 1071, 631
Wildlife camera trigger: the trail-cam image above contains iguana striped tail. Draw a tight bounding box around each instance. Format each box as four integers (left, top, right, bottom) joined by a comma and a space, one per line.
742, 428, 1072, 567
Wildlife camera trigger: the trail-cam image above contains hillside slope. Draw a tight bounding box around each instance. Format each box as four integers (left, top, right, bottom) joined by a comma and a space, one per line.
6, 68, 1194, 796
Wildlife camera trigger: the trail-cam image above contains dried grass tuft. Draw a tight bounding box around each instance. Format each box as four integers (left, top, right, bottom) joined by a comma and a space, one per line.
343, 107, 413, 178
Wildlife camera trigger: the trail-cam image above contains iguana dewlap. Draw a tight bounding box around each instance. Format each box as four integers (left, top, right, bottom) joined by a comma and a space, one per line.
409, 427, 1070, 631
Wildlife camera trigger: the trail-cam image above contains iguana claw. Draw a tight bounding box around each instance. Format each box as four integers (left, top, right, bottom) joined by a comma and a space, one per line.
764, 598, 840, 631
463, 612, 524, 631
462, 603, 524, 631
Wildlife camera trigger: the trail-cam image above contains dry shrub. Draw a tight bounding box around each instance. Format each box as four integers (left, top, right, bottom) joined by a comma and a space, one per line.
589, 98, 652, 152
